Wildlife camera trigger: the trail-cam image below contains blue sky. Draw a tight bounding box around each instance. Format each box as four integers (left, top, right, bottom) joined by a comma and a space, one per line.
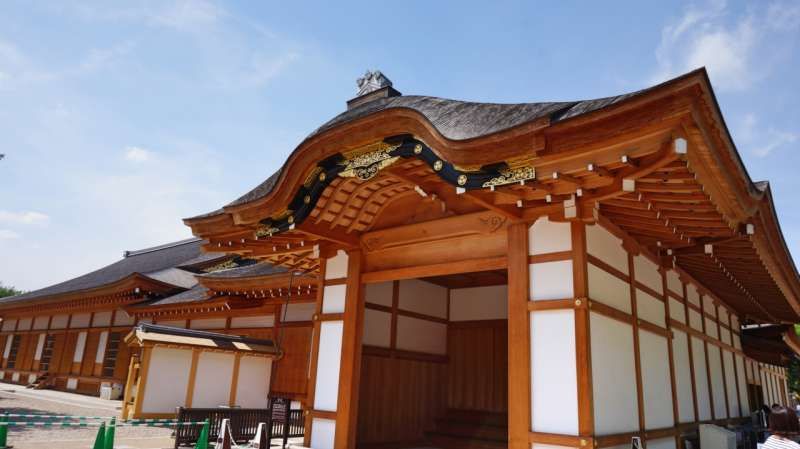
1, 0, 799, 291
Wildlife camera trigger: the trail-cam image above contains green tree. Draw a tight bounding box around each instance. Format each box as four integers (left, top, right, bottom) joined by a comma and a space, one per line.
0, 282, 24, 298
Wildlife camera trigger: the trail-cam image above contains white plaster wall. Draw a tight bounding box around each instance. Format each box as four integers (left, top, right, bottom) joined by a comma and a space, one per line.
325, 251, 348, 280
532, 444, 578, 449
588, 264, 631, 313
159, 320, 187, 328
586, 223, 628, 274
531, 310, 578, 435
363, 309, 391, 348
529, 217, 572, 255
666, 270, 682, 296
647, 437, 677, 449
591, 312, 639, 434
686, 285, 700, 307
365, 281, 393, 307
3, 336, 13, 358
720, 328, 731, 346
73, 331, 87, 363
322, 285, 347, 314
70, 313, 91, 328
692, 337, 712, 420
396, 316, 447, 355
707, 345, 727, 419
190, 318, 227, 330
32, 316, 49, 330
688, 310, 703, 331
702, 297, 716, 318
639, 330, 674, 429
704, 318, 718, 339
50, 315, 69, 329
283, 303, 315, 322
313, 321, 343, 411
230, 315, 274, 328
633, 255, 662, 295
310, 418, 336, 449
66, 377, 77, 389
17, 317, 31, 331
34, 334, 46, 361
94, 331, 108, 363
114, 311, 135, 326
235, 356, 271, 408
398, 279, 448, 318
142, 347, 192, 413
636, 289, 665, 327
530, 260, 574, 301
192, 351, 235, 408
671, 330, 695, 422
669, 298, 685, 323
1, 318, 16, 332
723, 351, 739, 417
92, 311, 112, 327
449, 285, 508, 321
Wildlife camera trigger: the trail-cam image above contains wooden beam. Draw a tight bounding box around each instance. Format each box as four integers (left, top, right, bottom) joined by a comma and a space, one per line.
572, 222, 595, 437
296, 220, 359, 248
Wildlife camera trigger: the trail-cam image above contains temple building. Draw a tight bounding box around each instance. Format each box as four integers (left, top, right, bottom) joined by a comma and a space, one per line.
1, 68, 799, 449
183, 68, 800, 449
0, 238, 314, 409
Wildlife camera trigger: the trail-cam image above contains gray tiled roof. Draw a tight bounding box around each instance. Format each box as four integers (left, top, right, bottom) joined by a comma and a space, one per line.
137, 283, 210, 307
190, 71, 685, 218
199, 261, 287, 279
1, 238, 226, 306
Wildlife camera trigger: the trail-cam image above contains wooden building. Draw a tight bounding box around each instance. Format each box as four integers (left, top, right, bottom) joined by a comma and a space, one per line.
182, 69, 800, 449
0, 238, 315, 406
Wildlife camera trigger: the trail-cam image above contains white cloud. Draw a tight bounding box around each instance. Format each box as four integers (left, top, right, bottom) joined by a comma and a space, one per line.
150, 0, 226, 30
735, 113, 798, 158
766, 1, 800, 31
0, 230, 20, 240
124, 146, 154, 162
753, 128, 799, 158
652, 0, 761, 91
0, 211, 50, 226
651, 0, 800, 91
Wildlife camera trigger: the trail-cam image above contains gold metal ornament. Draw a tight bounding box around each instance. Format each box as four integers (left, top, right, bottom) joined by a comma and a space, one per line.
482, 165, 536, 188
304, 195, 311, 204
457, 174, 468, 186
287, 215, 294, 224
338, 143, 401, 181
255, 223, 280, 238
413, 144, 423, 154
433, 160, 443, 171
319, 172, 326, 182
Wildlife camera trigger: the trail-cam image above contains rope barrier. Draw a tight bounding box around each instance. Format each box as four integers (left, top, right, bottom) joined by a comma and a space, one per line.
3, 414, 108, 419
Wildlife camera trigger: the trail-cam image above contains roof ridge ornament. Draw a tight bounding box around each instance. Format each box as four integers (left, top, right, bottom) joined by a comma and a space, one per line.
356, 70, 393, 96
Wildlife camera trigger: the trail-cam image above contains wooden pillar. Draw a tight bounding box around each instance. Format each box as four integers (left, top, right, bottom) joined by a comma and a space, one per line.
334, 250, 364, 449
507, 222, 531, 449
572, 222, 594, 439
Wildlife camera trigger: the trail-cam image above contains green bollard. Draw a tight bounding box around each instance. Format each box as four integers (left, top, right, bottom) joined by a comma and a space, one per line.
103, 418, 115, 449
194, 419, 210, 449
0, 412, 8, 449
91, 422, 106, 449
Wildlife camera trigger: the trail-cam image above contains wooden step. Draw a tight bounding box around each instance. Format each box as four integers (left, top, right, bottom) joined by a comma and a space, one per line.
426, 432, 507, 449
441, 409, 508, 427
432, 419, 507, 441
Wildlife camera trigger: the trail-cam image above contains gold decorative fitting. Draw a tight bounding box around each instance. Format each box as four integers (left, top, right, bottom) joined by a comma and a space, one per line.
303, 167, 323, 188
457, 174, 467, 186
338, 143, 401, 181
433, 160, 443, 171
304, 195, 311, 204
575, 299, 582, 306
287, 215, 294, 224
255, 223, 280, 238
482, 165, 536, 188
319, 172, 326, 182
413, 143, 423, 154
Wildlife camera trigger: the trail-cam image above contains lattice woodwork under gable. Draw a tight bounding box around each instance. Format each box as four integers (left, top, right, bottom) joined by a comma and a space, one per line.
308, 159, 424, 234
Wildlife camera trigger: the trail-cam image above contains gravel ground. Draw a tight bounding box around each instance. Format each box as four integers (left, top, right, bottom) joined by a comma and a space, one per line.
0, 384, 173, 449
